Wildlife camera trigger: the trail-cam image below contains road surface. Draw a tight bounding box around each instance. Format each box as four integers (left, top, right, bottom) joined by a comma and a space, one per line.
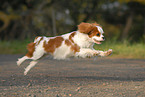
0, 55, 145, 97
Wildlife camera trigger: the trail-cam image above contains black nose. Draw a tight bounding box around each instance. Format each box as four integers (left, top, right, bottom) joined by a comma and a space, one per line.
102, 37, 105, 40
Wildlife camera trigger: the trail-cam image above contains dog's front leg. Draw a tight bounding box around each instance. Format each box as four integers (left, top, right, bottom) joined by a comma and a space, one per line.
97, 49, 112, 57
76, 48, 100, 58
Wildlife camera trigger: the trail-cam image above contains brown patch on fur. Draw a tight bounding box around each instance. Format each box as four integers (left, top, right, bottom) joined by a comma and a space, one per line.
26, 42, 36, 58
35, 36, 40, 40
78, 22, 102, 38
43, 36, 64, 54
36, 37, 43, 45
78, 22, 93, 34
69, 32, 76, 43
65, 39, 80, 53
88, 27, 101, 38
65, 39, 71, 46
71, 44, 80, 53
78, 22, 102, 37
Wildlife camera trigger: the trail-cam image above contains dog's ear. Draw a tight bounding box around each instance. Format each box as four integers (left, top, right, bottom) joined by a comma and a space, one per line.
78, 22, 93, 34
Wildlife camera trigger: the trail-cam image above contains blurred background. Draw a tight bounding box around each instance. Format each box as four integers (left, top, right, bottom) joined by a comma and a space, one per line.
0, 0, 144, 58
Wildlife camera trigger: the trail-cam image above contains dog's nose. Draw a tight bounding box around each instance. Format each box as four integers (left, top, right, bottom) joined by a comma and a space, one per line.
102, 37, 105, 40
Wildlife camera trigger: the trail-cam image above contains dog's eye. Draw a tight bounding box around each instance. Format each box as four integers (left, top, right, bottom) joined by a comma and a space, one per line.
96, 33, 100, 36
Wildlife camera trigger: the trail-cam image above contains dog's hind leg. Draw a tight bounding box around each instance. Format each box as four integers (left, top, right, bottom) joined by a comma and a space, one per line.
24, 60, 38, 75
21, 39, 46, 75
23, 52, 45, 75
17, 42, 36, 66
24, 45, 46, 75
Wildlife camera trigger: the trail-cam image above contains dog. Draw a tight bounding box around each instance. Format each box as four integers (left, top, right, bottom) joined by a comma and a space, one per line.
17, 22, 112, 75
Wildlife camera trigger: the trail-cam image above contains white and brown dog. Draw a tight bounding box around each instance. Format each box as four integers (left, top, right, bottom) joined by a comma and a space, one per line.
17, 22, 112, 75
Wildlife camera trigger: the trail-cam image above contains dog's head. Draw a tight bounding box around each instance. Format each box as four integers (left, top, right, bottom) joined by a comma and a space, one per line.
78, 22, 105, 44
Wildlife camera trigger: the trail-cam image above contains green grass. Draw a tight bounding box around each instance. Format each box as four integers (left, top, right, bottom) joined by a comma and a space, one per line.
94, 41, 145, 59
0, 40, 144, 59
0, 40, 31, 54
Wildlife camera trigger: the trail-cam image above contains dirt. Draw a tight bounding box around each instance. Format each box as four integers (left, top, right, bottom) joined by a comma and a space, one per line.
0, 55, 145, 97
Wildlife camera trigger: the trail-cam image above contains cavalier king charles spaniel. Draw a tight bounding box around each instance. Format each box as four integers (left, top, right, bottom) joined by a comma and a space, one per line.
17, 22, 112, 75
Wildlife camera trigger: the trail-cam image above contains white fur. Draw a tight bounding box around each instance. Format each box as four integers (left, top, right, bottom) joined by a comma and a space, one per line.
76, 48, 99, 58
53, 41, 73, 59
17, 56, 30, 66
96, 26, 104, 34
24, 61, 38, 75
32, 40, 46, 60
62, 32, 72, 39
73, 31, 93, 48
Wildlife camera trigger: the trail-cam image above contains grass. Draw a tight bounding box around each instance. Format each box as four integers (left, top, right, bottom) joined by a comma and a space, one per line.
0, 40, 31, 54
94, 41, 145, 59
0, 40, 144, 59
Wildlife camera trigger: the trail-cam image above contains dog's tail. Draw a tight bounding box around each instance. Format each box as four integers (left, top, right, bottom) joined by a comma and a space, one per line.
26, 42, 36, 58
26, 36, 44, 57
34, 36, 42, 43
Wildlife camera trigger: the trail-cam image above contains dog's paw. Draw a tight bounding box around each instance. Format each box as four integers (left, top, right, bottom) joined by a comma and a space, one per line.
23, 68, 28, 75
106, 49, 112, 56
16, 59, 21, 66
93, 52, 99, 56
24, 70, 28, 75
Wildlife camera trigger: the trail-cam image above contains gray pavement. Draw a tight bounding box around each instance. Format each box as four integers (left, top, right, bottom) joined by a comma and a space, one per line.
0, 55, 145, 97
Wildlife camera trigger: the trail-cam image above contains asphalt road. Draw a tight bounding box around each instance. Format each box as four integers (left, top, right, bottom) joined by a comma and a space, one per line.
0, 55, 145, 97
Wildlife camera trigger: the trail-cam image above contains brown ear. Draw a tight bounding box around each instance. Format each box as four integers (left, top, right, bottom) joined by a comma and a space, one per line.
78, 22, 93, 34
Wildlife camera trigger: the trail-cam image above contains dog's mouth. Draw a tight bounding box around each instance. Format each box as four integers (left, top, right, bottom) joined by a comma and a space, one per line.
93, 39, 102, 44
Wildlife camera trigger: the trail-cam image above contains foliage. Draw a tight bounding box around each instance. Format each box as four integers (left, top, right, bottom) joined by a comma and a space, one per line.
0, 0, 144, 43
119, 0, 145, 5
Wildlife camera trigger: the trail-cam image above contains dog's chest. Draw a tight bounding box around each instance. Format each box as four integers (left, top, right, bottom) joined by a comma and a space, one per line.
73, 32, 93, 48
